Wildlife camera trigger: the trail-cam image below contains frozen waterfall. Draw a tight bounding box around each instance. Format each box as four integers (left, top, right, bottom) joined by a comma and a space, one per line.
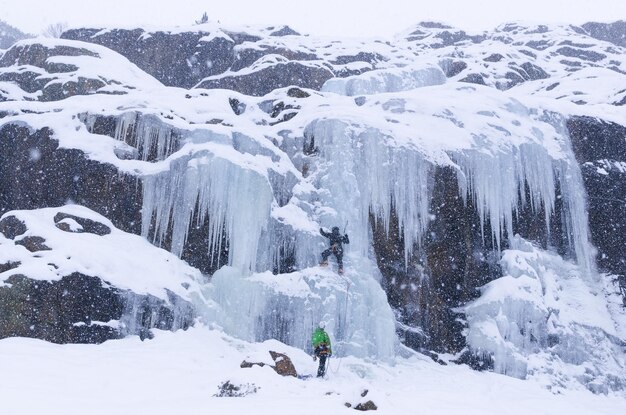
129, 74, 599, 365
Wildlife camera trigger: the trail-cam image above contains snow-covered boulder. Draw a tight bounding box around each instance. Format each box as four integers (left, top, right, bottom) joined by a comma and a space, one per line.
0, 205, 203, 343
0, 37, 162, 101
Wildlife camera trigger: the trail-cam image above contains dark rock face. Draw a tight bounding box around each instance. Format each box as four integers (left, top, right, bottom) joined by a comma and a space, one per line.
0, 42, 114, 101
0, 124, 142, 235
268, 26, 300, 37
567, 116, 626, 279
197, 62, 333, 96
62, 28, 334, 93
556, 46, 606, 62
0, 273, 122, 343
54, 212, 112, 235
583, 21, 626, 48
61, 27, 383, 94
0, 272, 193, 344
63, 28, 228, 88
372, 165, 567, 354
440, 59, 467, 77
484, 53, 504, 63
0, 39, 78, 68
459, 73, 486, 86
15, 235, 51, 252
0, 69, 48, 96
0, 215, 27, 239
0, 261, 20, 273
405, 23, 485, 46
519, 62, 549, 80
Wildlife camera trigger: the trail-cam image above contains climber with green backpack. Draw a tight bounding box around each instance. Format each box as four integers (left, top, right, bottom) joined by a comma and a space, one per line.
311, 321, 332, 377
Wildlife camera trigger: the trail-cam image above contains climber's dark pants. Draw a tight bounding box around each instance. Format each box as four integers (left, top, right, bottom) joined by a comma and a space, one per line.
321, 247, 343, 268
317, 354, 328, 377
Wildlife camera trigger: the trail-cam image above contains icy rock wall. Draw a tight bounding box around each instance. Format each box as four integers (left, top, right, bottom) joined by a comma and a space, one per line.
463, 236, 625, 392
141, 144, 274, 272
205, 265, 396, 360
453, 144, 557, 251
450, 109, 596, 279
322, 65, 446, 96
80, 111, 179, 162
305, 116, 594, 278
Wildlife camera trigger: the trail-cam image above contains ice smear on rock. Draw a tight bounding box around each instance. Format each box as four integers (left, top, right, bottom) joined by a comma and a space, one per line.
463, 236, 625, 393
79, 111, 179, 162
322, 64, 447, 96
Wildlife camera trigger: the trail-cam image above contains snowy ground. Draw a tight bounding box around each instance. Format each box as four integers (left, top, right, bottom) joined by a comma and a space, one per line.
0, 326, 623, 415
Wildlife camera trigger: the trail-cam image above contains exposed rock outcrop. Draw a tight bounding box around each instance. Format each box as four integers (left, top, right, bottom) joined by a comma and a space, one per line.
0, 206, 199, 344
567, 116, 626, 280
0, 124, 142, 234
269, 350, 298, 377
240, 351, 298, 377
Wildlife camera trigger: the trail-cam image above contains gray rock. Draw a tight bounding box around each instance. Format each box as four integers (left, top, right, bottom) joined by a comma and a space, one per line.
54, 212, 111, 236
354, 400, 378, 411
583, 21, 626, 48
196, 62, 333, 96
0, 215, 27, 239
0, 272, 194, 344
214, 381, 258, 397
15, 236, 51, 252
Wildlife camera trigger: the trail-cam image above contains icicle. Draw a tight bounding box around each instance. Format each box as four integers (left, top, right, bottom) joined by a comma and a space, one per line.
453, 143, 557, 251
308, 120, 432, 265
111, 112, 179, 162
114, 112, 137, 144
141, 148, 274, 272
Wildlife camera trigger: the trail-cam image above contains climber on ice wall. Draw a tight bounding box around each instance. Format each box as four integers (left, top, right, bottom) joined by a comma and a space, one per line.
319, 226, 349, 274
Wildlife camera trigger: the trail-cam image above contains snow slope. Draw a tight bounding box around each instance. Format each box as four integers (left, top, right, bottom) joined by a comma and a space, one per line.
0, 326, 624, 415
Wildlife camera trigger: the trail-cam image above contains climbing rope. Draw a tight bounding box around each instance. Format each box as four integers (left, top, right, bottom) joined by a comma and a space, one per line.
329, 272, 351, 374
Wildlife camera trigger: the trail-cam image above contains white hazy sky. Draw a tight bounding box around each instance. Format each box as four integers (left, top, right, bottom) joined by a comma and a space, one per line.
1, 0, 625, 37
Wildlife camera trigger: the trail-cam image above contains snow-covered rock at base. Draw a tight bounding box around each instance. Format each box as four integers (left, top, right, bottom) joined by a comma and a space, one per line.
464, 236, 626, 393
0, 205, 204, 343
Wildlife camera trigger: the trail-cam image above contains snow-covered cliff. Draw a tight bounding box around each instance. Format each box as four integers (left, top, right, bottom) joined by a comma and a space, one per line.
0, 20, 625, 396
